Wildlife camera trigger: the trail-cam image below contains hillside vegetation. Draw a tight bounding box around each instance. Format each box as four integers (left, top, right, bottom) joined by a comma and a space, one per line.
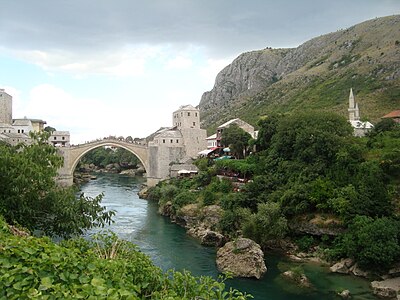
148, 115, 400, 273
200, 15, 400, 133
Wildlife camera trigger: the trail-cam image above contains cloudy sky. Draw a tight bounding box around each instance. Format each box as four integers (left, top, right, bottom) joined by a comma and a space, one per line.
1, 1, 399, 143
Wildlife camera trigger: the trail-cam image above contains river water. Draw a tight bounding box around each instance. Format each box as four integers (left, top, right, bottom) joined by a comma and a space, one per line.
80, 173, 377, 300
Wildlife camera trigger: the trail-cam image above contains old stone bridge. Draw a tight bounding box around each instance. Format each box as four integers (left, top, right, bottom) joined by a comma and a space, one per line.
57, 138, 161, 187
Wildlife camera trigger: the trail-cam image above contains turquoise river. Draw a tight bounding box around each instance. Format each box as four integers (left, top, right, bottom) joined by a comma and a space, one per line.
80, 173, 377, 300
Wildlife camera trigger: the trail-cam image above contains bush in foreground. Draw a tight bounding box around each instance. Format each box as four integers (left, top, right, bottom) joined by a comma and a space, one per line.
0, 218, 251, 299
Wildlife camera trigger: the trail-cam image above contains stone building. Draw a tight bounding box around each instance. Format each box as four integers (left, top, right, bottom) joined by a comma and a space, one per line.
147, 105, 207, 184
216, 118, 256, 147
0, 88, 70, 146
348, 88, 373, 137
49, 131, 71, 147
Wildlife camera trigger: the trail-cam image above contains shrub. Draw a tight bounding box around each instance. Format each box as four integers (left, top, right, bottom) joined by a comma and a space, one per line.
296, 236, 315, 252
202, 189, 216, 206
334, 216, 400, 271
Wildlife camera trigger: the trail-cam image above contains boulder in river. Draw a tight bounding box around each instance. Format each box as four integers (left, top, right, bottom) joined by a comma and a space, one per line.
371, 277, 400, 299
187, 226, 225, 247
216, 238, 267, 279
282, 269, 312, 289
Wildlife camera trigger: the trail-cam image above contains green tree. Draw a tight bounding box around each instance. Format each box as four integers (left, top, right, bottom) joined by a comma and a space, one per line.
44, 126, 56, 133
255, 114, 280, 151
0, 132, 114, 237
221, 124, 252, 159
337, 216, 400, 271
241, 202, 288, 245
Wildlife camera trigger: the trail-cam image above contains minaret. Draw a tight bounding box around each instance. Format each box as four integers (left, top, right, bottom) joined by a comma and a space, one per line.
348, 88, 360, 121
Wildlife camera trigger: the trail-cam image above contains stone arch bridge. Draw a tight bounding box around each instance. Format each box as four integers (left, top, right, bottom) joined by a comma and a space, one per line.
57, 138, 161, 187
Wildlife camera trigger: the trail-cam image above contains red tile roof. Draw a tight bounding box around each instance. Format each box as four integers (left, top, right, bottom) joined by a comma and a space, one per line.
382, 110, 400, 119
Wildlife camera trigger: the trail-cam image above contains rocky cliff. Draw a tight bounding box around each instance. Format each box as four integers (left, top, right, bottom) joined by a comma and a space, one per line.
199, 15, 400, 131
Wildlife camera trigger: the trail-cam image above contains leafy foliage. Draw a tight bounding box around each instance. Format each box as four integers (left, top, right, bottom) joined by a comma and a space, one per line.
221, 124, 253, 159
0, 132, 114, 237
0, 220, 250, 299
332, 216, 400, 271
79, 146, 139, 168
241, 202, 288, 244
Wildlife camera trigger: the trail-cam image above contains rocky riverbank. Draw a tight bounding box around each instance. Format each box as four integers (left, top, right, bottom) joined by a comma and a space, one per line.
140, 186, 400, 298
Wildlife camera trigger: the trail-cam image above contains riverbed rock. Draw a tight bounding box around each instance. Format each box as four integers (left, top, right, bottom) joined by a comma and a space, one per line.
216, 238, 267, 279
282, 270, 312, 288
349, 263, 369, 277
371, 277, 400, 299
187, 227, 225, 247
120, 169, 136, 176
338, 289, 351, 299
138, 187, 148, 199
330, 258, 354, 274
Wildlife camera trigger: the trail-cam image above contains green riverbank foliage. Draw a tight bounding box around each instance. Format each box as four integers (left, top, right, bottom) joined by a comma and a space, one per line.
0, 219, 250, 299
0, 132, 114, 238
149, 112, 400, 273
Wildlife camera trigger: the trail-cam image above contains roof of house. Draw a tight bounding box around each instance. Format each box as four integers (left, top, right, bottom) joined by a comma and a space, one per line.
12, 119, 32, 126
174, 104, 198, 112
206, 133, 217, 140
155, 129, 182, 138
350, 120, 374, 129
382, 110, 400, 119
218, 118, 241, 129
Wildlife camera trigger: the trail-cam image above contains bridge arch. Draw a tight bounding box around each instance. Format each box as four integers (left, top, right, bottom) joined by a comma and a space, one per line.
70, 141, 149, 175
58, 139, 150, 186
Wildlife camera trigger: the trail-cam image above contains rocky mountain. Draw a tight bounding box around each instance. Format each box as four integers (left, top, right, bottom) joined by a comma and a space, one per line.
199, 15, 400, 132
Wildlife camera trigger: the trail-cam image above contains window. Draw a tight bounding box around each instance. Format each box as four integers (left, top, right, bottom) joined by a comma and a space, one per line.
21, 129, 24, 133
62, 137, 65, 140
54, 137, 57, 140
170, 139, 173, 143
195, 112, 198, 117
176, 139, 179, 143
193, 122, 196, 126
187, 112, 190, 116
17, 129, 20, 133
163, 139, 165, 143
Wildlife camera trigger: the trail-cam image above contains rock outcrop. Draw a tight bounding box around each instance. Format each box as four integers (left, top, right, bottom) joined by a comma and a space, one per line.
330, 258, 354, 274
371, 278, 400, 299
178, 204, 225, 247
330, 259, 370, 278
216, 238, 267, 279
199, 15, 400, 128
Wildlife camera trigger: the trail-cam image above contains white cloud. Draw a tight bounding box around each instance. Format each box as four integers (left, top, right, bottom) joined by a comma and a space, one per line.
165, 56, 193, 70
14, 84, 178, 144
7, 45, 165, 78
